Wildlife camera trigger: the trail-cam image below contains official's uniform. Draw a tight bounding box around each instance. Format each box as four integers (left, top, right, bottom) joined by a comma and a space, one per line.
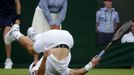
32, 0, 67, 34
96, 7, 119, 44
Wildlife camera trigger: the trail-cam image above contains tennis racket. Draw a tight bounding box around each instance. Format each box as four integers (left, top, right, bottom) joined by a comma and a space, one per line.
88, 20, 132, 69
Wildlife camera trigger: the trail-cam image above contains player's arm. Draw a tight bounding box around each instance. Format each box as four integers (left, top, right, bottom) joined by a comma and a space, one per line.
69, 56, 100, 75
15, 0, 21, 24
36, 50, 50, 75
69, 68, 88, 75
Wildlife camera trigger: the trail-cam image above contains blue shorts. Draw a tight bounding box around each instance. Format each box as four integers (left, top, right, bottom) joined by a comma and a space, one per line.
0, 15, 17, 27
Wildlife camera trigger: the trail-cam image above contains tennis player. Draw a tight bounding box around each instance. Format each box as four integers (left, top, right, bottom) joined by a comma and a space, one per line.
5, 24, 100, 75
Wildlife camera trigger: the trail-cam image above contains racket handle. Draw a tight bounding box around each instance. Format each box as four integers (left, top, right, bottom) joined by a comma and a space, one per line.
98, 50, 105, 58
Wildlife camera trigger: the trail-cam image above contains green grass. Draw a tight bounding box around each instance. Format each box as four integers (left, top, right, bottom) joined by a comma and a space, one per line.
0, 68, 134, 75
86, 69, 134, 75
0, 68, 28, 75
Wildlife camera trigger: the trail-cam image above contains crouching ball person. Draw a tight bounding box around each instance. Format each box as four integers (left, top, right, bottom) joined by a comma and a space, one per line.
5, 24, 100, 75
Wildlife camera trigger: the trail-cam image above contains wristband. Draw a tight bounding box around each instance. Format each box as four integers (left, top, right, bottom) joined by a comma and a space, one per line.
84, 62, 93, 71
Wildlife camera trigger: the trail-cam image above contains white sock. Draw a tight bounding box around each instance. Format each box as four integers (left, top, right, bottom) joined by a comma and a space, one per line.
12, 31, 23, 40
6, 58, 11, 61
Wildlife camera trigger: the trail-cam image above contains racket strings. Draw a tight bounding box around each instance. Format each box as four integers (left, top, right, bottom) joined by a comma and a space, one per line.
112, 20, 132, 41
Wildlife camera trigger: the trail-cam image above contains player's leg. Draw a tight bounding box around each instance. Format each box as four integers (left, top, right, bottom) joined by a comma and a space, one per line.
27, 27, 39, 65
5, 24, 37, 55
3, 26, 13, 69
18, 35, 36, 54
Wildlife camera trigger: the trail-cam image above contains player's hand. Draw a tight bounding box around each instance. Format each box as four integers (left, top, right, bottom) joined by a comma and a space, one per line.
91, 55, 100, 67
43, 50, 50, 60
50, 25, 60, 29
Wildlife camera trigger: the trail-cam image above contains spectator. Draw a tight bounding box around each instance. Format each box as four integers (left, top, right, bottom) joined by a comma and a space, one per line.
121, 20, 134, 69
96, 0, 119, 44
121, 20, 134, 43
0, 0, 21, 69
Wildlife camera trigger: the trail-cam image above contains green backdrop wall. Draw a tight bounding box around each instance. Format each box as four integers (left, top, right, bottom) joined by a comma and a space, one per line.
0, 0, 134, 68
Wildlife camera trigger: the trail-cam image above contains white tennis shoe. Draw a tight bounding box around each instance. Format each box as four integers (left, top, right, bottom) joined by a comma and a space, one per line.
4, 58, 13, 69
4, 24, 20, 45
27, 27, 37, 42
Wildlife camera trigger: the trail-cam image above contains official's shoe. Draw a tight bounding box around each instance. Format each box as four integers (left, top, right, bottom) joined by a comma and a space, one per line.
4, 58, 13, 69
